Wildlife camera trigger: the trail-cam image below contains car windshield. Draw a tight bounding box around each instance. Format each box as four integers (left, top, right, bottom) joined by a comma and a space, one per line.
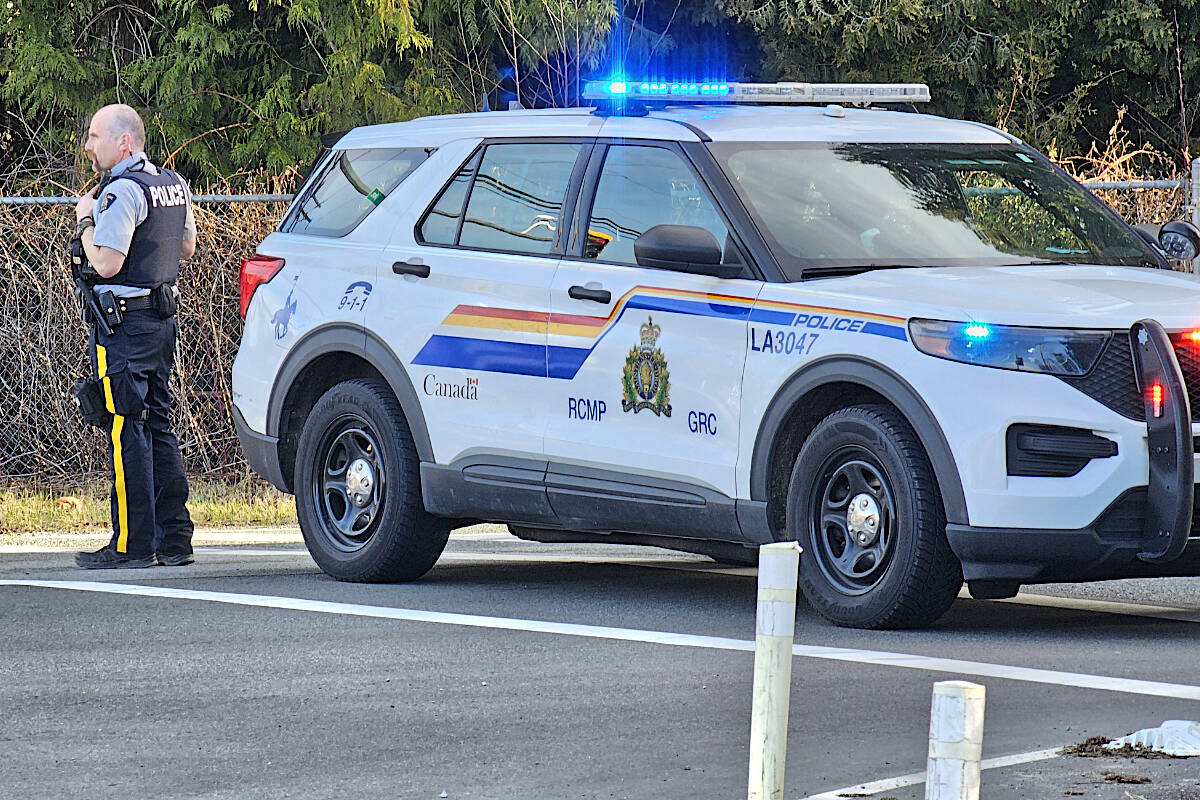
709, 142, 1163, 279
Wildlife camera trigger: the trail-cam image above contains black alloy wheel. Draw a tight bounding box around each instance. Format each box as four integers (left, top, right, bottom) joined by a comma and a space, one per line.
810, 453, 896, 596
312, 417, 386, 551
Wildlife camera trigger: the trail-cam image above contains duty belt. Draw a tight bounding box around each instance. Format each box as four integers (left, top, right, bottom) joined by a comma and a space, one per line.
112, 294, 154, 313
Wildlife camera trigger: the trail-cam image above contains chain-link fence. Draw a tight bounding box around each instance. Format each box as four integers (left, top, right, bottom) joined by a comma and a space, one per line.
0, 196, 289, 483
1, 165, 1198, 484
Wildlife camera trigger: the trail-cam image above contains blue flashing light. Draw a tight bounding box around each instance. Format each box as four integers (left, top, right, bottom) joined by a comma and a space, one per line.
964, 323, 991, 339
582, 80, 925, 105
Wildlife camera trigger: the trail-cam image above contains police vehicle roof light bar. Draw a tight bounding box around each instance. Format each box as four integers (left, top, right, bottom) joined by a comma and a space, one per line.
583, 81, 931, 105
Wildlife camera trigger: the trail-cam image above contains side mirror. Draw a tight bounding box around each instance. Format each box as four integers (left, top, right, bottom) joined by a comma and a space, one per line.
1159, 220, 1200, 261
633, 224, 742, 278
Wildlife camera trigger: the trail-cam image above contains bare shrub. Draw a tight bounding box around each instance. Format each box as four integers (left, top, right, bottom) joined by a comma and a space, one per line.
0, 199, 286, 482
1053, 107, 1189, 229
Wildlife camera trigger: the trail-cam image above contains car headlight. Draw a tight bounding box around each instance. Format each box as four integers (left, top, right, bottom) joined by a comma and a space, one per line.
908, 319, 1110, 376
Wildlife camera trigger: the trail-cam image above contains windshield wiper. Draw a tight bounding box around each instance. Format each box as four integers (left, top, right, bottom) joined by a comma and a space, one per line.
799, 264, 922, 279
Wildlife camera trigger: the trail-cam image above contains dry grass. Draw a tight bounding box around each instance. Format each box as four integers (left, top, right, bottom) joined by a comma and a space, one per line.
0, 475, 296, 533
1053, 107, 1189, 229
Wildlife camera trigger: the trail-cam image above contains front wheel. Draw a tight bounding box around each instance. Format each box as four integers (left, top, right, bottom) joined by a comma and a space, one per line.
787, 404, 962, 629
295, 378, 449, 582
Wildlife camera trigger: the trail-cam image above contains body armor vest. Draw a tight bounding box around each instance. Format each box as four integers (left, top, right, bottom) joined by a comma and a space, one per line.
107, 167, 188, 289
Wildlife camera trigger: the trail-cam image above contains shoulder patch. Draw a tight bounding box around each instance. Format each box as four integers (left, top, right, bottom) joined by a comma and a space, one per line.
101, 192, 118, 212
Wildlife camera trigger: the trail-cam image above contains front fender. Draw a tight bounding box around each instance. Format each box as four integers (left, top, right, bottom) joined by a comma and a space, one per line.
750, 355, 968, 526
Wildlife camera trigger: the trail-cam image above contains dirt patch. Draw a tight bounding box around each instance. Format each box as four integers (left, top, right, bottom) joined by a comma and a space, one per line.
1063, 736, 1188, 760
1103, 770, 1153, 784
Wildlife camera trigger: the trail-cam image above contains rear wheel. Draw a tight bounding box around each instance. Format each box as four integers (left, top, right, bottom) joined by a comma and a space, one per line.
295, 378, 449, 582
787, 404, 962, 629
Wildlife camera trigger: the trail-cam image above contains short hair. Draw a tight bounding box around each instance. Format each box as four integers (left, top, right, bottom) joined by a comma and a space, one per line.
98, 104, 146, 151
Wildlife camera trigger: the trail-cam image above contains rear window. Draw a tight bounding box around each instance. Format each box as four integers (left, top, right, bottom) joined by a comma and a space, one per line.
282, 147, 429, 237
418, 142, 583, 255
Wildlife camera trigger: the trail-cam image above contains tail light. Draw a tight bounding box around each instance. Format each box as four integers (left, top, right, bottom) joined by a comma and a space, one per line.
239, 255, 285, 319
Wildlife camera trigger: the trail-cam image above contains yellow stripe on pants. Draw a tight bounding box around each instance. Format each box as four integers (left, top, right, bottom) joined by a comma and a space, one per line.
96, 345, 129, 553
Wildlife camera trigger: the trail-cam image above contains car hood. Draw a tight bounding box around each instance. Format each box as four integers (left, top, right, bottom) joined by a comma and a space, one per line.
795, 264, 1200, 330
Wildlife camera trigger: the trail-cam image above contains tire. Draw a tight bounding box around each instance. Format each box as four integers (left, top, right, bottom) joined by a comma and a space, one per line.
295, 378, 449, 582
786, 404, 962, 629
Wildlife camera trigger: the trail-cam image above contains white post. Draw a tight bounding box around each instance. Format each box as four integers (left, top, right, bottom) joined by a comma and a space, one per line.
925, 681, 986, 800
1191, 158, 1200, 274
747, 541, 801, 800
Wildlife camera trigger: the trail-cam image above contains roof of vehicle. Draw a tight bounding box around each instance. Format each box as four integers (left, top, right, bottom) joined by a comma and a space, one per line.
335, 104, 1015, 149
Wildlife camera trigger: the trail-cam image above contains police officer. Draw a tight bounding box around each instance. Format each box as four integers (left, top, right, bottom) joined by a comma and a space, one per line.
72, 104, 198, 569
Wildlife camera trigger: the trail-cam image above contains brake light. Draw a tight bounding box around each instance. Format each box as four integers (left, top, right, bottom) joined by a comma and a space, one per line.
1186, 330, 1200, 345
1149, 381, 1164, 418
239, 255, 285, 319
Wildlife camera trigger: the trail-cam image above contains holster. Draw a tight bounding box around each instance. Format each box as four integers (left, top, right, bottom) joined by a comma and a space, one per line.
72, 377, 111, 428
93, 290, 124, 329
151, 283, 179, 319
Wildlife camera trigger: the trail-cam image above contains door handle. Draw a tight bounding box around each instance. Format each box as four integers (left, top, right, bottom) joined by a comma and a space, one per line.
568, 285, 611, 304
392, 260, 430, 278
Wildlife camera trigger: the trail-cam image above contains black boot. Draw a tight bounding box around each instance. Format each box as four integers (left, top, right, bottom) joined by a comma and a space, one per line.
74, 545, 156, 569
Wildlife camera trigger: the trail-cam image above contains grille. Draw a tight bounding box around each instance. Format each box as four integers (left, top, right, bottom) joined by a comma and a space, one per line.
1060, 332, 1200, 422
1094, 485, 1200, 540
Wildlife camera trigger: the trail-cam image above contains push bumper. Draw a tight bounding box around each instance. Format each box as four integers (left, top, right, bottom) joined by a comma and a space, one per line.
951, 319, 1197, 589
948, 494, 1200, 586
233, 405, 290, 493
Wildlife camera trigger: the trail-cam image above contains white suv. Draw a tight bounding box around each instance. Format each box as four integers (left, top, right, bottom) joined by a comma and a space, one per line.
232, 82, 1200, 628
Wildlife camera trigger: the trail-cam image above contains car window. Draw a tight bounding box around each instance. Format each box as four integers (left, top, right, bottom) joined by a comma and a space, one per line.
711, 143, 1161, 276
451, 143, 582, 255
420, 151, 481, 245
283, 148, 429, 237
584, 144, 735, 268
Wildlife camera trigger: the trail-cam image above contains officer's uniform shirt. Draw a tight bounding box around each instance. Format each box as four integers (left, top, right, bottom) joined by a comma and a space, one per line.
92, 152, 196, 298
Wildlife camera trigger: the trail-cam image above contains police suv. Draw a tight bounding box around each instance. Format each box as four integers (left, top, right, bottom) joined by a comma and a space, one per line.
232, 81, 1200, 628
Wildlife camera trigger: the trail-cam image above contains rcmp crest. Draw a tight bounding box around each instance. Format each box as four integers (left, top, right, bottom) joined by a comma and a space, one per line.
622, 316, 672, 417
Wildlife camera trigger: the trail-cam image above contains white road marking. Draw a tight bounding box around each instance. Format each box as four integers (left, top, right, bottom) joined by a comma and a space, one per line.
802, 747, 1062, 799
4, 580, 1200, 701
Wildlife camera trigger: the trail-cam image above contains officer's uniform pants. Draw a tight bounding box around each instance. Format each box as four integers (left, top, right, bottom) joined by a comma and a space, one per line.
91, 311, 194, 558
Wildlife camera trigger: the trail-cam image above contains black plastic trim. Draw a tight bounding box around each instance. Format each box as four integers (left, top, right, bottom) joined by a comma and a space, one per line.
947, 524, 1200, 585
1131, 318, 1194, 562
421, 454, 751, 543
545, 461, 745, 541
735, 500, 773, 544
510, 526, 758, 564
232, 405, 288, 492
266, 322, 434, 461
1005, 424, 1117, 478
750, 356, 968, 527
420, 456, 557, 525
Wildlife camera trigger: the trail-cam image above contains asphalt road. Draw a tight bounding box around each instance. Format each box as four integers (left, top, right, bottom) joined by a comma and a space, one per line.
3, 526, 1199, 799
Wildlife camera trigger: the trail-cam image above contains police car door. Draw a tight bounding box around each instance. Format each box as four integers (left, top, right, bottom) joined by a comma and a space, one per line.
544, 138, 761, 533
373, 138, 588, 519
